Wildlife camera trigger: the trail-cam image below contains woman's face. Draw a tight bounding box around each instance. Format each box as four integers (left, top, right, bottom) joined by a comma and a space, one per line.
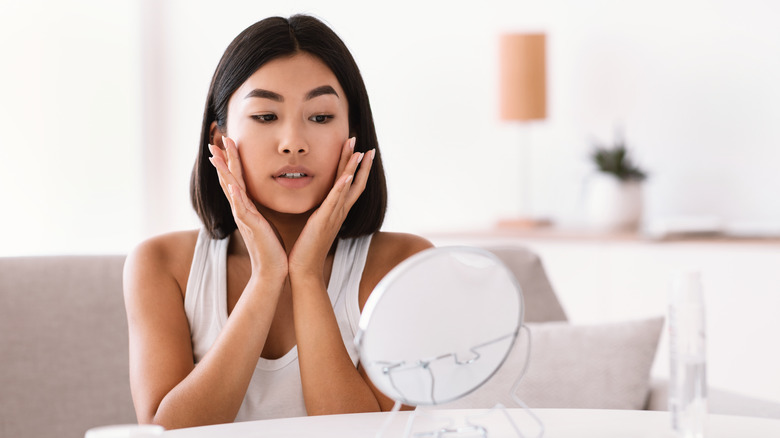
221, 52, 350, 215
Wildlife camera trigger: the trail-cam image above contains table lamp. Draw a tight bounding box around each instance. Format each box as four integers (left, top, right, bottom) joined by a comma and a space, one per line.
498, 32, 550, 228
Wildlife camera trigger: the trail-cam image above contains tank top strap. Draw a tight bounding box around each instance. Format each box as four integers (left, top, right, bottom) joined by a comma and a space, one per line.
328, 234, 373, 340
184, 228, 230, 362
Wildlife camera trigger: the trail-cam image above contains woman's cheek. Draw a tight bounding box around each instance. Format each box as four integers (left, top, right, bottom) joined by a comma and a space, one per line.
243, 173, 265, 205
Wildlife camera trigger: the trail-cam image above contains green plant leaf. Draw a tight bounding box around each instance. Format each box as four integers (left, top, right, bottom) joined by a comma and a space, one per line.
590, 142, 647, 182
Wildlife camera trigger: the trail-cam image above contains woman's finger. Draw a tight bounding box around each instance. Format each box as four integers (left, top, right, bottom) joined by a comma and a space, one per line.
339, 147, 364, 180
345, 148, 375, 205
208, 142, 227, 162
209, 151, 244, 213
234, 181, 261, 216
335, 137, 356, 179
209, 152, 232, 189
212, 147, 267, 234
227, 183, 242, 217
223, 136, 247, 191
228, 183, 248, 218
313, 175, 352, 234
332, 145, 376, 210
313, 145, 363, 219
210, 144, 244, 193
319, 158, 359, 220
208, 146, 230, 195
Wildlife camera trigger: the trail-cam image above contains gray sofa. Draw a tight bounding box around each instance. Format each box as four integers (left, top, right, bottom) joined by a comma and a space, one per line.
1, 247, 777, 438
1, 255, 136, 438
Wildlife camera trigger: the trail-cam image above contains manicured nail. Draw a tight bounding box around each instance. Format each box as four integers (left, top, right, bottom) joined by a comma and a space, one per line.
344, 175, 353, 186
357, 152, 365, 164
350, 137, 356, 150
208, 144, 215, 155
222, 136, 229, 148
370, 149, 376, 160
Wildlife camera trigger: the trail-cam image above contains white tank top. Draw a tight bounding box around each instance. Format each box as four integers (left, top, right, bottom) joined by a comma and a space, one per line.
184, 229, 372, 421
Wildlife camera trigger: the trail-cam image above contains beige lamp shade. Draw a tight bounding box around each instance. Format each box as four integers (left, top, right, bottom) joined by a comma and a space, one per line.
500, 33, 547, 121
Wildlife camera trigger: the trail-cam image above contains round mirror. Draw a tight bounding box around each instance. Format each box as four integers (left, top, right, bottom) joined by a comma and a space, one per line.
356, 246, 524, 406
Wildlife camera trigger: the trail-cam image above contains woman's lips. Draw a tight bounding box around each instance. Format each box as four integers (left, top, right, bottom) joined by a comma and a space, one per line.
273, 166, 313, 189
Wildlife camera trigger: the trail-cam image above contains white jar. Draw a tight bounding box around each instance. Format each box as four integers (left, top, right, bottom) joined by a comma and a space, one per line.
584, 172, 643, 231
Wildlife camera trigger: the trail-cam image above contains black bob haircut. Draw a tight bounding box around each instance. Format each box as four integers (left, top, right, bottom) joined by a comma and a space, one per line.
190, 15, 387, 240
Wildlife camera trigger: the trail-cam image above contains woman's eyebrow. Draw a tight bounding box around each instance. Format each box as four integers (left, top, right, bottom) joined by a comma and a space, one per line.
244, 89, 283, 101
305, 85, 339, 100
243, 85, 338, 102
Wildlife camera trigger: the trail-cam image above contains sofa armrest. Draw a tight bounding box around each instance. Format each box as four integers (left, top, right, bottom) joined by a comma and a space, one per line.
646, 378, 780, 420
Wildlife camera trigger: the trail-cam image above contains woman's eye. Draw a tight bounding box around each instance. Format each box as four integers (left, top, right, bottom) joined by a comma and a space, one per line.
252, 114, 277, 123
310, 114, 333, 124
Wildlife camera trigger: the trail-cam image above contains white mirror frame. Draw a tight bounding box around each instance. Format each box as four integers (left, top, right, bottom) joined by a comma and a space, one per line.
355, 246, 525, 406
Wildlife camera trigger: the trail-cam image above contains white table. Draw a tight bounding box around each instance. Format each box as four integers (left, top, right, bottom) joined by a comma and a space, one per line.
162, 408, 780, 437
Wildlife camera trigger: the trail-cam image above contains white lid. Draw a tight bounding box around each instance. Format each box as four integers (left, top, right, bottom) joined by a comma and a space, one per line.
84, 424, 164, 438
669, 270, 704, 304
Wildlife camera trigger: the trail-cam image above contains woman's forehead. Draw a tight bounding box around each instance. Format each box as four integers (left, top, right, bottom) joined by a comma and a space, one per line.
236, 53, 345, 101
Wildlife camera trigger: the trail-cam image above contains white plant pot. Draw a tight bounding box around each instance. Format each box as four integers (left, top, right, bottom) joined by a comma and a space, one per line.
585, 173, 643, 231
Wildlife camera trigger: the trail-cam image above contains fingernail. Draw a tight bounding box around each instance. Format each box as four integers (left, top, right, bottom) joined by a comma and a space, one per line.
357, 152, 365, 164
350, 137, 356, 151
344, 175, 353, 186
222, 136, 229, 147
370, 149, 376, 160
208, 144, 215, 155
228, 183, 234, 195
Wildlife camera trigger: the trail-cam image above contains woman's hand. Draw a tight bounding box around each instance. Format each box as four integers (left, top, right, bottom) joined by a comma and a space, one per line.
209, 137, 288, 284
288, 137, 375, 282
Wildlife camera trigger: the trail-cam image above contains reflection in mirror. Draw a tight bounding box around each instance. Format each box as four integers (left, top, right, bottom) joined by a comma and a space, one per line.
356, 247, 523, 407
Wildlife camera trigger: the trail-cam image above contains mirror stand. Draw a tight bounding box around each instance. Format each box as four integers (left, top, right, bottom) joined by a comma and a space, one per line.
402, 401, 543, 438
376, 326, 545, 438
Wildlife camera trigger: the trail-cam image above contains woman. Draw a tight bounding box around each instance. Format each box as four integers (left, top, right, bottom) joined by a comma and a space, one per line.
123, 14, 431, 429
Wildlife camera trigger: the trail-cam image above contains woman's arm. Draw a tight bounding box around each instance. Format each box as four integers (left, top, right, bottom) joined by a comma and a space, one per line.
292, 232, 433, 414
291, 274, 380, 414
123, 233, 285, 429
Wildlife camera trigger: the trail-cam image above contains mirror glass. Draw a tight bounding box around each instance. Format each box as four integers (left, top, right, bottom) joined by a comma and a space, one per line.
356, 246, 524, 406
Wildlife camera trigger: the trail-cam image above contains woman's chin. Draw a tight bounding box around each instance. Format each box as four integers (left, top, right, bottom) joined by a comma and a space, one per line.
255, 200, 319, 218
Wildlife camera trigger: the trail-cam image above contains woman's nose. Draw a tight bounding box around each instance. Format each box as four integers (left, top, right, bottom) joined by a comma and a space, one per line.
278, 122, 309, 155
279, 143, 308, 154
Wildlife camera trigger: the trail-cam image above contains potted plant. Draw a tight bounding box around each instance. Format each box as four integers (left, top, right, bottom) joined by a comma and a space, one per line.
585, 137, 648, 231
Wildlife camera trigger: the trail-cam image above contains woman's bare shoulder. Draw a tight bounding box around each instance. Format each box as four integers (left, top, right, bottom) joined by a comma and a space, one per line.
124, 229, 201, 297
368, 231, 433, 266
359, 232, 433, 309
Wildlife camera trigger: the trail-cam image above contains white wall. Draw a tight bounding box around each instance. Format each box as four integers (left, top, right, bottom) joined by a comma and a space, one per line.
2, 0, 779, 253
0, 0, 143, 255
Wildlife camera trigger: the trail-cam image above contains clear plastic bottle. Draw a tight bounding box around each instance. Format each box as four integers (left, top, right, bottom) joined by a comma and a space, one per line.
668, 271, 708, 438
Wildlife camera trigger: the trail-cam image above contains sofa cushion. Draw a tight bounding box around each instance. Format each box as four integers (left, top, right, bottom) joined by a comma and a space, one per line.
435, 317, 664, 410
